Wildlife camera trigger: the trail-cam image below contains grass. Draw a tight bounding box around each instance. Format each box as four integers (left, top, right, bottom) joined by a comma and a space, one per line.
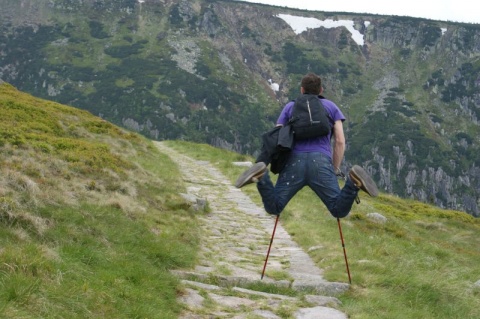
0, 83, 202, 318
165, 140, 480, 319
2, 82, 479, 318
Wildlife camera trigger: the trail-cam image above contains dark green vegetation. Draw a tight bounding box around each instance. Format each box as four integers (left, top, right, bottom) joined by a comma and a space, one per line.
0, 83, 201, 318
1, 0, 480, 216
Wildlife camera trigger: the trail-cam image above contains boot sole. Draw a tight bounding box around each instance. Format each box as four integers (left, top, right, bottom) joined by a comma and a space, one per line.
351, 165, 379, 197
234, 162, 267, 188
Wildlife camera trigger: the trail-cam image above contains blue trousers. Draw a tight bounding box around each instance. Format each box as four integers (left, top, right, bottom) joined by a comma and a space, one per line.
257, 152, 359, 218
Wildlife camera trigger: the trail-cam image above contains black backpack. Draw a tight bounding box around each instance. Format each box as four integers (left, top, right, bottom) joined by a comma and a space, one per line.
289, 94, 331, 140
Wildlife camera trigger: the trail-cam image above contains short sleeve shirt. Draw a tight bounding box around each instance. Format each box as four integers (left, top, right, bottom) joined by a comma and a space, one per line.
277, 96, 345, 158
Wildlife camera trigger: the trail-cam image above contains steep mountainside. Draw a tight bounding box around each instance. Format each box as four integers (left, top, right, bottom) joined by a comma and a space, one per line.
1, 0, 480, 216
0, 81, 201, 317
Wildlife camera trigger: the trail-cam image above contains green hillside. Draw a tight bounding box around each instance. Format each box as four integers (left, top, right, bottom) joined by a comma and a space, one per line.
166, 140, 480, 319
0, 82, 201, 318
1, 83, 479, 318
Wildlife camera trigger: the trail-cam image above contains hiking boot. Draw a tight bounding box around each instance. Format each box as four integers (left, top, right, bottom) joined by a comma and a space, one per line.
234, 162, 267, 188
349, 165, 379, 197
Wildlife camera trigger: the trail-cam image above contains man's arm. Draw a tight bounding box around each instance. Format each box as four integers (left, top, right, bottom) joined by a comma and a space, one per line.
332, 120, 345, 173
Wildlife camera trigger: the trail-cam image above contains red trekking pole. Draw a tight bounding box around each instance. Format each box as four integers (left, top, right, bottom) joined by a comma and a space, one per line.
337, 217, 352, 284
335, 170, 352, 284
261, 215, 280, 280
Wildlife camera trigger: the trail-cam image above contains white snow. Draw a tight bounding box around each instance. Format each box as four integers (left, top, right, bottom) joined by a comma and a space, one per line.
138, 0, 145, 3
277, 14, 366, 46
268, 79, 280, 92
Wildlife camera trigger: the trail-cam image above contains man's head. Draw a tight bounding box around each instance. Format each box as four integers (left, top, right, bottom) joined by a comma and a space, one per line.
301, 73, 322, 95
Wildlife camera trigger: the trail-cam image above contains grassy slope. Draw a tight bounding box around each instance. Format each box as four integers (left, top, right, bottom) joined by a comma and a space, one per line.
1, 81, 479, 318
0, 83, 202, 318
166, 140, 480, 319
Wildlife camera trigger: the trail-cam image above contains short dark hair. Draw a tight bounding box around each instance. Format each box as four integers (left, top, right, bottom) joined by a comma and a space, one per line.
301, 73, 322, 95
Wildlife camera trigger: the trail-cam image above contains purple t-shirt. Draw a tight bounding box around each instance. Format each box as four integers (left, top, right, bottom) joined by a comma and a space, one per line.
277, 97, 345, 158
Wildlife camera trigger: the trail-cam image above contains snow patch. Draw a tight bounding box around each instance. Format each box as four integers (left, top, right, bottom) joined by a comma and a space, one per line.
441, 28, 447, 35
268, 79, 279, 92
277, 14, 365, 46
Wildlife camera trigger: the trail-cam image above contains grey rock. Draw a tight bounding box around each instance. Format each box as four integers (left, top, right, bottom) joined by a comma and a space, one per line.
367, 212, 388, 223
179, 288, 204, 309
305, 295, 342, 307
295, 306, 347, 319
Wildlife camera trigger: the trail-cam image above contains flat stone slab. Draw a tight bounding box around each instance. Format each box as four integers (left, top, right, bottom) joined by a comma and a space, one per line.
295, 306, 348, 319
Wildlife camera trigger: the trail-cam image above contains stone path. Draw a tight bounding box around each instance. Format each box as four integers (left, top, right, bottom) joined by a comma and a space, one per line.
155, 142, 349, 319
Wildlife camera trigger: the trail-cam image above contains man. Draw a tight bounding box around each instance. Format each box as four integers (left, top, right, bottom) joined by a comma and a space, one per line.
235, 73, 378, 218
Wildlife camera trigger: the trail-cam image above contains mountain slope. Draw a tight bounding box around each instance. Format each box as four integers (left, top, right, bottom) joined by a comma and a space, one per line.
0, 82, 200, 318
167, 139, 480, 319
1, 0, 480, 215
0, 83, 479, 318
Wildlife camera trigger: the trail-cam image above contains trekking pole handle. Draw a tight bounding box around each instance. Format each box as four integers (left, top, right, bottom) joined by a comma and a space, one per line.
336, 167, 360, 204
335, 167, 346, 180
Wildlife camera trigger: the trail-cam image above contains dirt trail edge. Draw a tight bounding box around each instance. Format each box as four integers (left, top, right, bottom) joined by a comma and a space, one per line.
155, 142, 349, 319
